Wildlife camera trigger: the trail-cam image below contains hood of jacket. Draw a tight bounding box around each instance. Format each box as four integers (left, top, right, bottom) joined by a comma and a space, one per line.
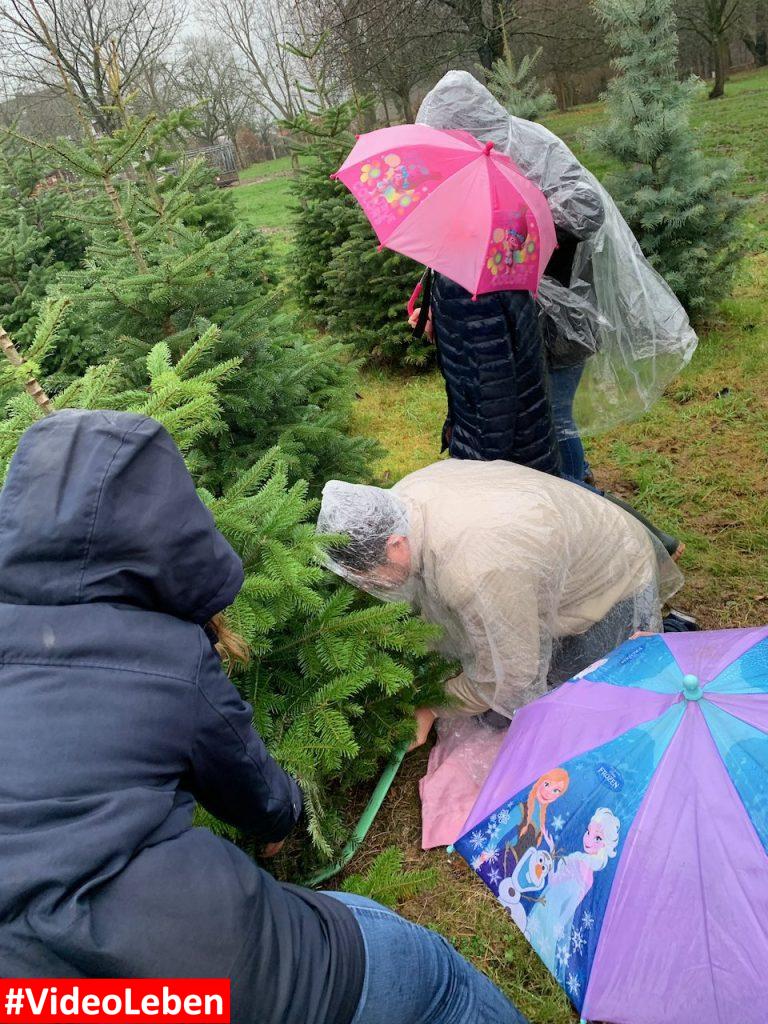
0, 409, 243, 623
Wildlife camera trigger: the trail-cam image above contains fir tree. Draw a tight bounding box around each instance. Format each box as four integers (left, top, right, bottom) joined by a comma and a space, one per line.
2, 86, 374, 492
0, 140, 88, 349
342, 847, 438, 908
589, 0, 745, 313
488, 27, 556, 122
290, 104, 434, 369
0, 309, 449, 863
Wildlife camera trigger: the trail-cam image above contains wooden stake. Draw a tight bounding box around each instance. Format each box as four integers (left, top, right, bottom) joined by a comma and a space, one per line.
0, 322, 54, 416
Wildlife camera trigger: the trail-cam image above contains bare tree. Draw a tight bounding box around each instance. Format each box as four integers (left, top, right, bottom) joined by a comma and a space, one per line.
0, 0, 186, 130
172, 37, 260, 163
743, 0, 768, 63
678, 0, 754, 97
203, 0, 319, 119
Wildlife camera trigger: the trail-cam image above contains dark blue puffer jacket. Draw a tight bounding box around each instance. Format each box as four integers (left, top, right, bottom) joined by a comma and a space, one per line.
430, 273, 560, 474
0, 410, 364, 1024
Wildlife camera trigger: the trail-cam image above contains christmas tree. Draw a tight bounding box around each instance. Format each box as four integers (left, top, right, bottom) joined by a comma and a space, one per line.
0, 140, 88, 350
589, 0, 744, 313
0, 305, 449, 863
1, 79, 374, 492
290, 103, 434, 369
487, 18, 556, 123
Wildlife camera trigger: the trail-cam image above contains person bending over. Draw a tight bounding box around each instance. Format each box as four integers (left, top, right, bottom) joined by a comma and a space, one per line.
317, 459, 682, 745
0, 410, 526, 1024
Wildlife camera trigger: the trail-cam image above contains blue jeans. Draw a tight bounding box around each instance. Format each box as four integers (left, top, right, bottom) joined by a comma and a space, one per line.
324, 892, 528, 1024
547, 362, 589, 481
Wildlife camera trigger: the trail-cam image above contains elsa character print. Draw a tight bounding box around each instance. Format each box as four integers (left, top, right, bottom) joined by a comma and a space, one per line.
525, 807, 620, 973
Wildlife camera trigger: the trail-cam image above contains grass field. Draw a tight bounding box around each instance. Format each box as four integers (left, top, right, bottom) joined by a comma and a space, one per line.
232, 155, 295, 231
239, 68, 768, 1022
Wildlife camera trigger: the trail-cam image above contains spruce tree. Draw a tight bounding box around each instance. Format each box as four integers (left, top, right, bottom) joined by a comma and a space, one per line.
589, 0, 745, 313
2, 90, 374, 492
0, 140, 88, 349
342, 847, 438, 908
290, 104, 434, 369
0, 307, 449, 863
488, 31, 556, 122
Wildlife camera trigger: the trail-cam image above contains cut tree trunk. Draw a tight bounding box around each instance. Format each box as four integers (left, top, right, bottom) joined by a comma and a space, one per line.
0, 322, 54, 416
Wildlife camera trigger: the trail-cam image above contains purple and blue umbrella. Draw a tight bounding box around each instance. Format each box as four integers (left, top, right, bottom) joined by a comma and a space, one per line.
454, 627, 768, 1024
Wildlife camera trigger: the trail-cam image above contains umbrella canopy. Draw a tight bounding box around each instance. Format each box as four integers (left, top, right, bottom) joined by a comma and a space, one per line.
454, 627, 768, 1024
333, 124, 556, 297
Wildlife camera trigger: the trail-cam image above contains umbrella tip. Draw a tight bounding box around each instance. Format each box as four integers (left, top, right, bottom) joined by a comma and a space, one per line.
483, 141, 494, 155
471, 293, 478, 302
446, 844, 455, 855
355, 133, 361, 140
376, 243, 384, 252
682, 674, 703, 701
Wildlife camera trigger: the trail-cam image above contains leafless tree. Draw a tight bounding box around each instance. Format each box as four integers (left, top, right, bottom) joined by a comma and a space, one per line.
0, 0, 186, 130
678, 0, 754, 97
173, 36, 260, 163
0, 85, 80, 138
742, 0, 768, 63
203, 0, 332, 119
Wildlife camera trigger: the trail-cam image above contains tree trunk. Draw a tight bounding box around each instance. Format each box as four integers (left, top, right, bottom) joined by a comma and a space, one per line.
397, 90, 414, 123
709, 39, 730, 98
0, 322, 54, 415
744, 29, 768, 65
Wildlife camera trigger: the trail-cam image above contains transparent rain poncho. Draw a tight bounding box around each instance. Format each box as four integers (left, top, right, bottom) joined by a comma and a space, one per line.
317, 461, 683, 718
416, 71, 698, 436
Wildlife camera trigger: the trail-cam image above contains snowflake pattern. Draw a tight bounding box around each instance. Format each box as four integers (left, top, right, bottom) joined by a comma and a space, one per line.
489, 868, 502, 885
581, 910, 594, 930
550, 814, 565, 832
470, 830, 485, 850
567, 973, 581, 998
556, 944, 570, 971
553, 922, 565, 942
485, 845, 500, 864
571, 928, 586, 955
498, 808, 511, 826
471, 855, 483, 871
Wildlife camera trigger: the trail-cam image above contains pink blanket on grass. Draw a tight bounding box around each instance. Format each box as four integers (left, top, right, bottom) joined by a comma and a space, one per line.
419, 717, 507, 850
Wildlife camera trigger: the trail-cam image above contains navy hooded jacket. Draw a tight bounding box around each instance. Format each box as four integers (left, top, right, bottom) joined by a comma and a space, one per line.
430, 273, 560, 473
0, 410, 364, 1024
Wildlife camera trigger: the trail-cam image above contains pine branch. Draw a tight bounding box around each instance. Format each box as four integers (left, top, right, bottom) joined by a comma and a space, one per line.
0, 320, 54, 416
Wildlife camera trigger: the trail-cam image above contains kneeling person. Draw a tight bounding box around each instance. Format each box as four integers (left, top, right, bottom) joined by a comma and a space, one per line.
317, 460, 682, 735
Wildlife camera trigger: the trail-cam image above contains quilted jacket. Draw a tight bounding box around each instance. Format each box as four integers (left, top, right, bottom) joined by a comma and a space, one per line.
431, 272, 560, 474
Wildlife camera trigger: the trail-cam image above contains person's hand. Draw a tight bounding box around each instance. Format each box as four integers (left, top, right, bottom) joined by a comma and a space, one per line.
407, 308, 434, 342
630, 630, 659, 640
261, 839, 285, 858
408, 706, 437, 751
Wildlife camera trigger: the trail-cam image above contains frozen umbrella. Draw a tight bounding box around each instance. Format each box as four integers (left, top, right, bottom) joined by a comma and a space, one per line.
332, 124, 556, 300
453, 627, 768, 1024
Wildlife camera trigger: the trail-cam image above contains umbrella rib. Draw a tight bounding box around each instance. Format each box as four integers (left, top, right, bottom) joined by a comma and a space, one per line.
385, 155, 491, 294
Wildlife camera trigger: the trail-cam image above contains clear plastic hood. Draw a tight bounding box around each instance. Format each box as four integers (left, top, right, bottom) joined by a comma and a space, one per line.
417, 71, 698, 435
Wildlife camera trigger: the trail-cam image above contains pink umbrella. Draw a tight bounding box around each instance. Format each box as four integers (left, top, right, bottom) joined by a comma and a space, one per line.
332, 124, 557, 301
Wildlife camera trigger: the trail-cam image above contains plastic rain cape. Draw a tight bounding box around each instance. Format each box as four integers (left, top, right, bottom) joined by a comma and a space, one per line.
317, 461, 683, 717
417, 72, 698, 436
